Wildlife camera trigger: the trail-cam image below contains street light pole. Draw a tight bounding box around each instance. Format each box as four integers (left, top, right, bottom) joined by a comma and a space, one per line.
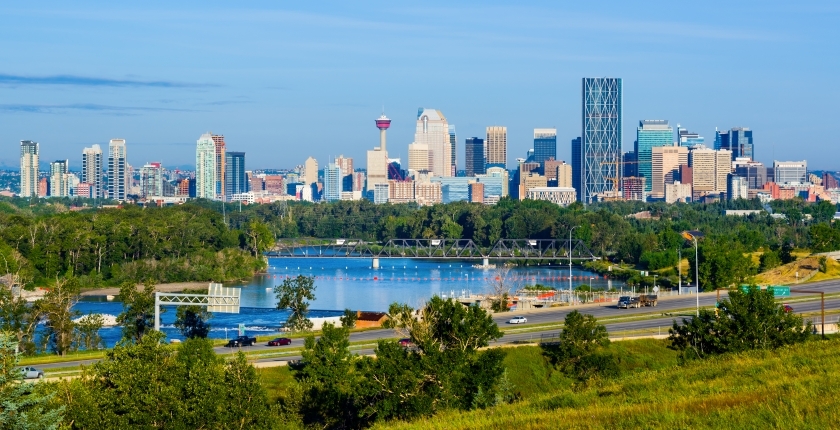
570, 225, 580, 305
678, 247, 682, 295
693, 237, 699, 317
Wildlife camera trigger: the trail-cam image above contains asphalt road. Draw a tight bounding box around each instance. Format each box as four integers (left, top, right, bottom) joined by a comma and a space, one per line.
35, 279, 840, 371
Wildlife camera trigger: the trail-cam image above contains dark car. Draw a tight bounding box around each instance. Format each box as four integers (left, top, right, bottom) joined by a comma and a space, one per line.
268, 337, 292, 346
225, 335, 257, 347
398, 338, 415, 348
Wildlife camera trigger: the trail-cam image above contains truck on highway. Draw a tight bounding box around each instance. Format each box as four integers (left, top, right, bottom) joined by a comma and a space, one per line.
617, 296, 640, 309
225, 335, 257, 347
639, 294, 658, 307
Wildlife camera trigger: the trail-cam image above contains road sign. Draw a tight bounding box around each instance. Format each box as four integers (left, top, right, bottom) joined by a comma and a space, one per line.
767, 286, 791, 297
238, 323, 245, 336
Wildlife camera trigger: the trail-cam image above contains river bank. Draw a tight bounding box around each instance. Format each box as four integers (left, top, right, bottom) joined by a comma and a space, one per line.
80, 281, 210, 297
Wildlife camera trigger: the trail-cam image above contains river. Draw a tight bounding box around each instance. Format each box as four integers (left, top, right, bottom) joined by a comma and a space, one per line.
75, 257, 611, 347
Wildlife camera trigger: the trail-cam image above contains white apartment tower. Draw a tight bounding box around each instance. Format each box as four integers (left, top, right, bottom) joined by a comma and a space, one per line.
107, 139, 127, 200
19, 140, 39, 198
49, 160, 70, 197
196, 133, 217, 199
413, 108, 451, 177
82, 144, 103, 199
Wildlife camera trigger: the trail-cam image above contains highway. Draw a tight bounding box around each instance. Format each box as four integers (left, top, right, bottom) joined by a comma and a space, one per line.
35, 279, 840, 371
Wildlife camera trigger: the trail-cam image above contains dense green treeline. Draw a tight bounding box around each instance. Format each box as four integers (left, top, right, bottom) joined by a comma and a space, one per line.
211, 197, 839, 282
1, 195, 838, 291
0, 198, 267, 287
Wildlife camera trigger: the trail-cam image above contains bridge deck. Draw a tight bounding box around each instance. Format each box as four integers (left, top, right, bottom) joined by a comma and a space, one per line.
266, 238, 598, 260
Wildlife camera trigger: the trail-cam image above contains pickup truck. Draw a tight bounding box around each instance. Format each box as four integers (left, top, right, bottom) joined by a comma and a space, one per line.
639, 294, 658, 307
225, 335, 257, 347
617, 296, 641, 309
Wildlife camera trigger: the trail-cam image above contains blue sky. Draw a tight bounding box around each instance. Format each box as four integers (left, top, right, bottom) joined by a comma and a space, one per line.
1, 1, 838, 170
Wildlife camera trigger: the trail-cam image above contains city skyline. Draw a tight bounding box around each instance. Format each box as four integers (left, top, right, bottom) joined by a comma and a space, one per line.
1, 2, 838, 170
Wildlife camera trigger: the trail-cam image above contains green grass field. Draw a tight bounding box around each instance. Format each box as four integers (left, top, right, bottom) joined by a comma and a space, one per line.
375, 337, 840, 429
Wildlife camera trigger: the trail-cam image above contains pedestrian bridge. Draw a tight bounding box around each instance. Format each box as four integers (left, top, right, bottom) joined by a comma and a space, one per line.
266, 239, 598, 267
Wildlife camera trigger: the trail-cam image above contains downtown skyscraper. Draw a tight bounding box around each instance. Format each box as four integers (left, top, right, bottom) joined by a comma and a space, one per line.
533, 128, 557, 165
19, 140, 39, 198
485, 126, 507, 170
577, 77, 622, 203
413, 108, 452, 177
635, 120, 673, 193
464, 137, 485, 176
107, 139, 127, 201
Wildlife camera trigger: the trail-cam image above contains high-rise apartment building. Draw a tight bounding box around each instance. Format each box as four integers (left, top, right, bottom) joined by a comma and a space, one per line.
449, 126, 457, 176
49, 160, 69, 197
727, 175, 749, 200
107, 139, 127, 201
413, 108, 451, 177
715, 128, 753, 160
335, 155, 353, 176
196, 133, 216, 199
773, 161, 807, 185
303, 157, 318, 185
140, 162, 164, 198
81, 145, 103, 199
635, 120, 673, 193
464, 137, 485, 176
225, 152, 246, 199
323, 163, 342, 202
20, 140, 39, 198
533, 128, 557, 165
580, 77, 622, 203
212, 135, 226, 198
651, 146, 688, 199
485, 126, 507, 170
823, 173, 839, 190
544, 158, 572, 187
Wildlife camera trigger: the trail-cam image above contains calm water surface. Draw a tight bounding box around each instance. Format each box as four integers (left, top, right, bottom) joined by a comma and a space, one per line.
75, 257, 612, 346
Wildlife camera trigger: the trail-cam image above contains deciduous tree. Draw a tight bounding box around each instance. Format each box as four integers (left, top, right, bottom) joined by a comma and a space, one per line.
275, 275, 316, 332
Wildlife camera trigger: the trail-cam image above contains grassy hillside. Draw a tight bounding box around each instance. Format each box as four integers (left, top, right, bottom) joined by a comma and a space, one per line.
755, 255, 840, 285
381, 338, 840, 429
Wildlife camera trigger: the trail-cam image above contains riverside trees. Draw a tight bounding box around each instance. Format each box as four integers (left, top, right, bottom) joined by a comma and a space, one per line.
0, 202, 264, 288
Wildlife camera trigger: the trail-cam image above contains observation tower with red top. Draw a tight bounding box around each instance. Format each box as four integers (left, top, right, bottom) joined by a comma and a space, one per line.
375, 114, 391, 152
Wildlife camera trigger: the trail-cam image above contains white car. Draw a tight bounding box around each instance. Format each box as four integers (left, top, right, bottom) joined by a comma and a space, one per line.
19, 366, 44, 379
508, 316, 527, 324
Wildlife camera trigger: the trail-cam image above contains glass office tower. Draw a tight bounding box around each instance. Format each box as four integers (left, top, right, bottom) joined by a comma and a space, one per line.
635, 120, 673, 193
580, 77, 622, 203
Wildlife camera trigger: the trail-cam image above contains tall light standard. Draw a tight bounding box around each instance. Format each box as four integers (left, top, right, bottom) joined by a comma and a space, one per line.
681, 231, 703, 317
569, 225, 580, 305
678, 247, 682, 295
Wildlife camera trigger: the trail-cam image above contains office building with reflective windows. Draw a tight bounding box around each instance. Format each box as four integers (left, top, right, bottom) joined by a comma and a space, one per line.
533, 128, 557, 165
635, 120, 673, 193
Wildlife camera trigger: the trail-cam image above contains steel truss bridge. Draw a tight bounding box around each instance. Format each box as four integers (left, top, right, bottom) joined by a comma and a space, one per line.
266, 238, 598, 261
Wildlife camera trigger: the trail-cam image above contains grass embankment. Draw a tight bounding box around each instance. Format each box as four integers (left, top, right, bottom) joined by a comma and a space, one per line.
755, 255, 840, 285
378, 337, 840, 429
